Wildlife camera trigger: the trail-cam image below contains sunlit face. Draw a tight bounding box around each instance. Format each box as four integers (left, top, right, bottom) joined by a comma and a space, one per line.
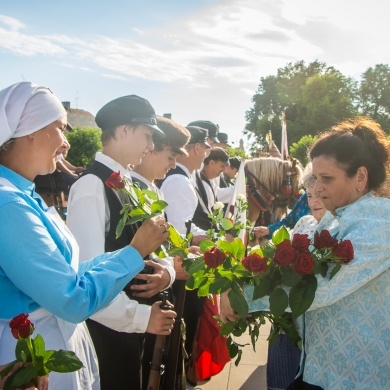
216, 142, 228, 150
210, 160, 228, 179
312, 155, 360, 214
225, 165, 238, 179
124, 125, 154, 166
208, 138, 217, 148
196, 143, 210, 169
306, 186, 326, 222
150, 147, 178, 180
33, 116, 68, 175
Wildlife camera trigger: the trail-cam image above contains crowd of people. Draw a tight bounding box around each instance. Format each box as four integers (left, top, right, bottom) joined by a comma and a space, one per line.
0, 81, 389, 390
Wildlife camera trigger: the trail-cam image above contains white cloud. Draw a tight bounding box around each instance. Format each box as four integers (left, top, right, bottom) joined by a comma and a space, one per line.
0, 15, 67, 56
1, 1, 390, 93
0, 15, 25, 30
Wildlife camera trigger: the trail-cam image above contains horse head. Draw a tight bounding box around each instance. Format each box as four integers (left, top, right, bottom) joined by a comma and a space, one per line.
245, 157, 303, 224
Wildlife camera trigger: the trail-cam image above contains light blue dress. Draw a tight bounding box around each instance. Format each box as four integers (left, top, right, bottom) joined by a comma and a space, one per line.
0, 165, 145, 389
246, 193, 390, 389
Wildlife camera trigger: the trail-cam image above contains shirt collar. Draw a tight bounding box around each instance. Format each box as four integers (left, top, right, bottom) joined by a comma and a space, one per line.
0, 164, 35, 195
176, 162, 191, 178
95, 152, 133, 180
0, 164, 47, 209
130, 171, 153, 189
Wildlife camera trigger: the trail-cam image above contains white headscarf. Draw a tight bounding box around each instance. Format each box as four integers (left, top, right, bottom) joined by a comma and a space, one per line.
0, 81, 67, 147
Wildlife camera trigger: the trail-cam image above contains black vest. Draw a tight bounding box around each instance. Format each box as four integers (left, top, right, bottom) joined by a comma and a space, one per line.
192, 171, 215, 231
80, 160, 139, 252
156, 166, 194, 235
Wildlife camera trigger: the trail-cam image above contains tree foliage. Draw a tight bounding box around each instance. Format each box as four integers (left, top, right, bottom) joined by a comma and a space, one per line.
289, 135, 318, 167
66, 127, 102, 167
358, 64, 390, 131
227, 146, 248, 159
244, 60, 362, 154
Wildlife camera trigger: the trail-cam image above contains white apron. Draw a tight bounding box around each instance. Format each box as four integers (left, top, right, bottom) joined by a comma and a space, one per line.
0, 183, 100, 389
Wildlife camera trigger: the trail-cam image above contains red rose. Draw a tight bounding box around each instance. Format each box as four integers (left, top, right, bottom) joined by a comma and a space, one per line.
293, 252, 315, 274
332, 240, 354, 263
105, 171, 125, 189
204, 247, 226, 268
274, 240, 296, 266
292, 233, 310, 251
9, 314, 34, 340
314, 230, 337, 250
242, 253, 268, 274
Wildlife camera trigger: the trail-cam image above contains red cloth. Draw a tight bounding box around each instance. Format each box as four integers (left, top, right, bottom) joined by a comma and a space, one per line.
195, 295, 231, 381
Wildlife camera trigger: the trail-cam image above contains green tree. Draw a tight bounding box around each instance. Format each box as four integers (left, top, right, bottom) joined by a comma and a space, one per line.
358, 64, 390, 133
289, 135, 318, 167
227, 146, 248, 159
244, 60, 357, 151
66, 127, 102, 167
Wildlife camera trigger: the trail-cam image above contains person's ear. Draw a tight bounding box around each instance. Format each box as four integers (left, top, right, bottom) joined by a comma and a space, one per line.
194, 143, 201, 155
116, 125, 128, 139
356, 166, 368, 190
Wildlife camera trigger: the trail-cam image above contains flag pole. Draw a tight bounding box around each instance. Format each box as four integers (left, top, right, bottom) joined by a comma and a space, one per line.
280, 110, 289, 160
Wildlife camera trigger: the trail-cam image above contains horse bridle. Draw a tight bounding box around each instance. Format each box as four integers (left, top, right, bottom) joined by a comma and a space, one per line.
245, 166, 275, 212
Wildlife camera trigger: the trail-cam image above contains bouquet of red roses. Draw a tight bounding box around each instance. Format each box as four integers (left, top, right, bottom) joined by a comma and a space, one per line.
0, 314, 83, 390
183, 207, 354, 364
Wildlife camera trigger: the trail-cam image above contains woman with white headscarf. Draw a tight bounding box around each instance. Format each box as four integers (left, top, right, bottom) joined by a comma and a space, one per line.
0, 82, 173, 389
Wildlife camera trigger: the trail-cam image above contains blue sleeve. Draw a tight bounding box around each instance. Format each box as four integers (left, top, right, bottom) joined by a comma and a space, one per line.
267, 193, 310, 237
0, 200, 144, 323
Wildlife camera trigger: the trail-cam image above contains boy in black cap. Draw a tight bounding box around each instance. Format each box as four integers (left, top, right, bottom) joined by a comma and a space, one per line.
220, 156, 241, 188
193, 147, 233, 230
157, 125, 212, 384
130, 116, 191, 388
216, 132, 230, 150
158, 125, 210, 239
67, 95, 176, 390
187, 120, 219, 148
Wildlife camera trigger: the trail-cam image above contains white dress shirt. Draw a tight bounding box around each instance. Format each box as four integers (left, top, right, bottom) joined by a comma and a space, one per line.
210, 176, 235, 204
67, 152, 174, 333
160, 163, 206, 236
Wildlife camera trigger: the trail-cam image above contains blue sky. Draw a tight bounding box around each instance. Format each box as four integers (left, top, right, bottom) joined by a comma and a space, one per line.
1, 0, 390, 149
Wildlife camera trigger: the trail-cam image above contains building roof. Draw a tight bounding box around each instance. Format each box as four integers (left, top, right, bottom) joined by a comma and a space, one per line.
62, 102, 98, 129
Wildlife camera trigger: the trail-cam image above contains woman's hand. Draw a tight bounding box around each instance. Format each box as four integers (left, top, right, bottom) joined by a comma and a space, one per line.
130, 215, 169, 258
0, 363, 49, 390
219, 290, 241, 323
253, 226, 269, 238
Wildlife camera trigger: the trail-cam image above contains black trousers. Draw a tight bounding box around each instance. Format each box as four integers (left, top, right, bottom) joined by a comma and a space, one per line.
182, 289, 204, 357
86, 319, 144, 390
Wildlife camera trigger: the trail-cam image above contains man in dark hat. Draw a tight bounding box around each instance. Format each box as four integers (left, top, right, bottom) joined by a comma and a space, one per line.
216, 132, 231, 150
187, 120, 219, 148
130, 115, 191, 388
192, 147, 231, 229
220, 156, 241, 188
158, 125, 211, 240
67, 95, 176, 390
157, 125, 212, 384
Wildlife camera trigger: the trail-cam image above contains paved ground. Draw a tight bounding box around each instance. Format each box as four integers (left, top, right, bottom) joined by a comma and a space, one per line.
187, 321, 271, 390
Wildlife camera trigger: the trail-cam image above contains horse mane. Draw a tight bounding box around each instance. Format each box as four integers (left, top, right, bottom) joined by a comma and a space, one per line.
245, 157, 303, 196
245, 157, 304, 225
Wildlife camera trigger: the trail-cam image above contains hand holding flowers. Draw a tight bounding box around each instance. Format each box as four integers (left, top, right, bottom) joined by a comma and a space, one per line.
182, 197, 354, 364
0, 314, 83, 390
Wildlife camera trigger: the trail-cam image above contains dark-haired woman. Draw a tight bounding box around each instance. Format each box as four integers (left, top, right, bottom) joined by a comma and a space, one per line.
222, 117, 390, 390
